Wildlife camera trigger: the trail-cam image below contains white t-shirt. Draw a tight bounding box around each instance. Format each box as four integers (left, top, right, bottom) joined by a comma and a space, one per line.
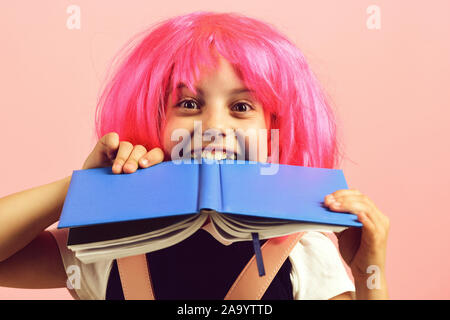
49, 226, 355, 300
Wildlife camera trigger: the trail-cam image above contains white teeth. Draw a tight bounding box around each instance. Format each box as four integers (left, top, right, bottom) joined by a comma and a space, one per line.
191, 150, 237, 160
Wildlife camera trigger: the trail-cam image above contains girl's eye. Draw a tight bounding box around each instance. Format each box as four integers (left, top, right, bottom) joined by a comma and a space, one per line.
175, 99, 254, 112
176, 99, 200, 110
231, 102, 253, 112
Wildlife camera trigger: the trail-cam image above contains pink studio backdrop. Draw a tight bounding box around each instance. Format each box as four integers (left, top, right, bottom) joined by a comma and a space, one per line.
1, 1, 449, 300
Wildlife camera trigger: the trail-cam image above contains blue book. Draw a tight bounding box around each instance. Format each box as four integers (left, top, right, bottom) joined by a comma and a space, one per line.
58, 159, 362, 265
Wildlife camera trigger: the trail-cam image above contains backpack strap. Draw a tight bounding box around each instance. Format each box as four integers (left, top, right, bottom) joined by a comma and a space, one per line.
117, 232, 305, 300
224, 231, 305, 300
116, 254, 154, 300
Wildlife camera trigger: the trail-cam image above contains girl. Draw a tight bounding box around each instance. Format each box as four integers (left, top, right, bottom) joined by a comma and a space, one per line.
0, 11, 389, 300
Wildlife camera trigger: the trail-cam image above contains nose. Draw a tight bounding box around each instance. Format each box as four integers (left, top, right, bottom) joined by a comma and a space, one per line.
201, 107, 232, 140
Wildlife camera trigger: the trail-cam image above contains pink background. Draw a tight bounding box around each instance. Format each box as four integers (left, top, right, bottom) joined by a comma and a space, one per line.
1, 0, 449, 299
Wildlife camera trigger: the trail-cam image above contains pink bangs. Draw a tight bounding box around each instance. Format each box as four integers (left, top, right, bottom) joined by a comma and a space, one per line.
95, 11, 343, 168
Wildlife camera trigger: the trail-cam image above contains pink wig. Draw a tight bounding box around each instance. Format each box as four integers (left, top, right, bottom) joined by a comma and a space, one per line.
95, 11, 343, 168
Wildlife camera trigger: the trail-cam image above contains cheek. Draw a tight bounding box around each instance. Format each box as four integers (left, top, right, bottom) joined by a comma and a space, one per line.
161, 119, 179, 157
161, 120, 172, 151
161, 119, 195, 155
240, 126, 269, 163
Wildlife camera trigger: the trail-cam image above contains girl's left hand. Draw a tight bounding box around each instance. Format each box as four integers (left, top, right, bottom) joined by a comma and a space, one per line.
324, 189, 390, 280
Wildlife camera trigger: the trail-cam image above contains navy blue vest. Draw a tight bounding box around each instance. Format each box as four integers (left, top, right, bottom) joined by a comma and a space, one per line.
105, 228, 293, 299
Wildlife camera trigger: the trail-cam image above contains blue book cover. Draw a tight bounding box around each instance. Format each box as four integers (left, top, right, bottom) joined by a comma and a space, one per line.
58, 159, 362, 229
57, 159, 362, 264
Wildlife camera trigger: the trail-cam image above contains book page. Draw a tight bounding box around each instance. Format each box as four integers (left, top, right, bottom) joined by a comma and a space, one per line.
210, 211, 348, 242
68, 213, 201, 250
73, 213, 209, 264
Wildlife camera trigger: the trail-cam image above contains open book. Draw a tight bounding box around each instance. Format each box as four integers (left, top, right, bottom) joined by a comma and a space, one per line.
58, 159, 362, 264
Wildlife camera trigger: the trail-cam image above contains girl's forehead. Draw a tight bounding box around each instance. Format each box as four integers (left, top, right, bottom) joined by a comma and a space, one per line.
175, 82, 253, 95
175, 55, 245, 89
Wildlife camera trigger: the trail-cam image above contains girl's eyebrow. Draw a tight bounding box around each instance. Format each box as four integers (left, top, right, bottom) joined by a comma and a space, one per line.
176, 83, 254, 96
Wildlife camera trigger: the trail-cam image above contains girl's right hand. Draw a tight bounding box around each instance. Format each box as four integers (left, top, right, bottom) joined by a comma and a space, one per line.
81, 132, 164, 173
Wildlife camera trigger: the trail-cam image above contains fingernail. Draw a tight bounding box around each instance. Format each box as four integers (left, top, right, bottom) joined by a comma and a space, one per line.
141, 158, 149, 166
124, 163, 136, 171
333, 201, 341, 207
113, 164, 121, 172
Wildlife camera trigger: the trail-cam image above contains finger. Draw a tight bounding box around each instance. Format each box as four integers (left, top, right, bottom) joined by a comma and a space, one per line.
334, 194, 384, 228
327, 197, 377, 236
91, 132, 120, 162
123, 145, 147, 173
138, 147, 165, 168
98, 132, 120, 161
324, 189, 362, 207
359, 199, 390, 231
326, 194, 380, 231
326, 194, 371, 212
353, 211, 376, 235
112, 141, 134, 174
